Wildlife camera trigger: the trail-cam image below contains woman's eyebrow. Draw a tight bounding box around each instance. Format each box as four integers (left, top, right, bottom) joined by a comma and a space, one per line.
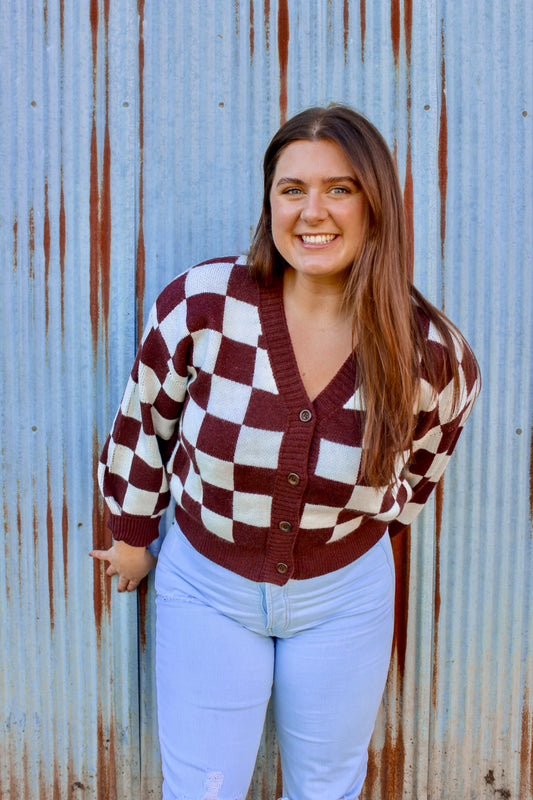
275, 175, 358, 187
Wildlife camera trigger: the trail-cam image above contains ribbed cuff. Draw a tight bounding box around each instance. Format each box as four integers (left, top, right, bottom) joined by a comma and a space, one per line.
107, 512, 161, 547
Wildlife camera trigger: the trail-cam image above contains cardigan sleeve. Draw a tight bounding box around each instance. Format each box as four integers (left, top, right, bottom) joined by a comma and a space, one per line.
98, 284, 191, 546
387, 329, 481, 538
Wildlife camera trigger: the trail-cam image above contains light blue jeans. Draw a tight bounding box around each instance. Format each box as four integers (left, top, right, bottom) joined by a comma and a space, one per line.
155, 522, 395, 800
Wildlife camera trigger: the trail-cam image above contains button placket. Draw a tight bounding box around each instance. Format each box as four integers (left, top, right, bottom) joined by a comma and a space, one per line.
261, 404, 316, 582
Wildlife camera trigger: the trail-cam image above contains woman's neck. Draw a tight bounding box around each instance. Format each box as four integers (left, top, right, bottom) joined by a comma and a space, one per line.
282, 269, 347, 322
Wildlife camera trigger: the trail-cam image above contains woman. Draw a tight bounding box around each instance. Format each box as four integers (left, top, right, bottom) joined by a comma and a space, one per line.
92, 105, 480, 800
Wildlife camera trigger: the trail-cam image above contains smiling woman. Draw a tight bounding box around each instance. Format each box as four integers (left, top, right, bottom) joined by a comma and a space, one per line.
94, 104, 480, 800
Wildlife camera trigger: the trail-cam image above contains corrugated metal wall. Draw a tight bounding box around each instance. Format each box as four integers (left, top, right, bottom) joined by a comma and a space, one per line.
1, 1, 531, 798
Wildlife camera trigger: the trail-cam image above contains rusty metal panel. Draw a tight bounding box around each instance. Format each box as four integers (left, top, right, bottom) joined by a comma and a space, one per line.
1, 1, 532, 799
1, 0, 143, 797
424, 3, 533, 798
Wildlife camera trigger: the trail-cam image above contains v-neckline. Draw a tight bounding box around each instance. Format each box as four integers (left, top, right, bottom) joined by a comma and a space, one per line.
258, 278, 358, 418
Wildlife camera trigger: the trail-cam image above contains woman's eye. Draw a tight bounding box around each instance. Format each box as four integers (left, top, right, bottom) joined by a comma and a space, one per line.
331, 186, 350, 195
283, 187, 303, 195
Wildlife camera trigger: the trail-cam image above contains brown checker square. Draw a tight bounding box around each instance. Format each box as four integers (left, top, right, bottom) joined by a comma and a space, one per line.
154, 491, 171, 515
195, 413, 241, 462
304, 475, 353, 509
103, 472, 128, 506
234, 464, 276, 496
214, 336, 257, 386
140, 327, 172, 382
129, 454, 164, 493
113, 413, 142, 450
318, 406, 364, 447
242, 387, 285, 430
202, 482, 234, 518
155, 275, 186, 323
153, 385, 183, 422
232, 521, 267, 549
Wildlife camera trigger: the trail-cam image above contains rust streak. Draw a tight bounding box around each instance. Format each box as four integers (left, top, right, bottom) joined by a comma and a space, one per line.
59, 169, 66, 338
277, 0, 289, 124
92, 430, 112, 633
90, 0, 98, 65
12, 215, 18, 273
249, 0, 255, 63
44, 0, 48, 45
60, 0, 64, 53
359, 0, 366, 62
44, 179, 51, 335
96, 709, 118, 800
89, 0, 112, 351
520, 685, 533, 796
32, 479, 38, 560
62, 459, 69, 600
138, 577, 148, 651
101, 0, 111, 340
89, 107, 100, 347
403, 0, 413, 273
136, 0, 146, 343
46, 460, 55, 627
53, 760, 60, 800
275, 755, 283, 798
363, 745, 378, 795
264, 0, 270, 52
235, 0, 239, 36
404, 0, 412, 68
438, 22, 447, 266
3, 492, 10, 601
29, 206, 35, 282
390, 0, 400, 69
529, 421, 533, 526
343, 0, 349, 64
404, 140, 414, 280
100, 121, 111, 339
391, 528, 410, 678
16, 489, 22, 583
432, 477, 444, 708
380, 720, 405, 799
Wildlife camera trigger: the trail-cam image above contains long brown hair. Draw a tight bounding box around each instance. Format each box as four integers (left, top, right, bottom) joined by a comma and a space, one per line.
249, 104, 463, 488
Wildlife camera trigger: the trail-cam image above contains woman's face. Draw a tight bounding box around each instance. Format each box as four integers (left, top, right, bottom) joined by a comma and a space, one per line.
269, 139, 367, 288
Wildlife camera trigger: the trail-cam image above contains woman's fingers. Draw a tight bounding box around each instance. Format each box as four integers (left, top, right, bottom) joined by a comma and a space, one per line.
89, 544, 153, 592
90, 548, 112, 563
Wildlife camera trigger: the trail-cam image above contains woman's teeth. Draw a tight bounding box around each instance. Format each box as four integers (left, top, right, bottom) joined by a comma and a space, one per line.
300, 234, 337, 244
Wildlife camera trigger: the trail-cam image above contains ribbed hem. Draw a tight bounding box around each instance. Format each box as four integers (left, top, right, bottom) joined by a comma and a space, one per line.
107, 513, 161, 547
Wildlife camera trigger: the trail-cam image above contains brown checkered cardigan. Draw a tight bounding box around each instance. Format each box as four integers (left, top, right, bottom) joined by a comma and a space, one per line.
98, 256, 480, 585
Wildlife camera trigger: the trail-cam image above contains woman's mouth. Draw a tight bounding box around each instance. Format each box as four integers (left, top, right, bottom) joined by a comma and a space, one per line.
299, 234, 338, 245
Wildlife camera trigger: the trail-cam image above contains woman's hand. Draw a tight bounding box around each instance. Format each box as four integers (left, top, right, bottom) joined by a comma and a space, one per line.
90, 540, 157, 592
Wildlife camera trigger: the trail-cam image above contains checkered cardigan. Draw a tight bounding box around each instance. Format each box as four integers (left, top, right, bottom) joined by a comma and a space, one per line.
98, 256, 480, 585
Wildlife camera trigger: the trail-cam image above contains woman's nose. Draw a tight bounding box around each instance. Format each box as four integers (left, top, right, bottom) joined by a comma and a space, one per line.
300, 191, 328, 223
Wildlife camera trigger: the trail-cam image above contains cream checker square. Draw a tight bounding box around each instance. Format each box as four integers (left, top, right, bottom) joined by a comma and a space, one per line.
315, 439, 362, 485
234, 425, 283, 468
222, 296, 261, 346
232, 491, 272, 525
195, 449, 235, 491
207, 375, 252, 424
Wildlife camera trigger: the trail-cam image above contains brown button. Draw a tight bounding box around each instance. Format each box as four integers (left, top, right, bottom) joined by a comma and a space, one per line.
278, 520, 292, 532
276, 562, 289, 574
299, 409, 312, 422
287, 472, 300, 486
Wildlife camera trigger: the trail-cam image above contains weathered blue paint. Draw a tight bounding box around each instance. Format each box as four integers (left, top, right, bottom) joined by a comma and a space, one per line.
0, 1, 531, 798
